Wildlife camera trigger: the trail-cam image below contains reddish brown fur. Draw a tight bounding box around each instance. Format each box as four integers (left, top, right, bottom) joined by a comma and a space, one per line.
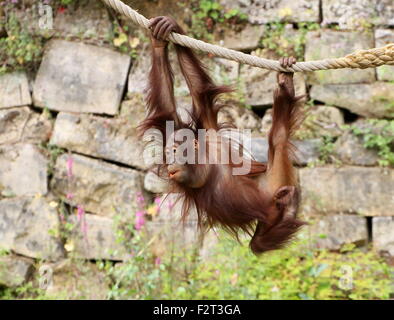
139, 17, 306, 254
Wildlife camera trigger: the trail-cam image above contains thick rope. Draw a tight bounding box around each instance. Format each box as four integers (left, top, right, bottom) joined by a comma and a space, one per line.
101, 0, 394, 72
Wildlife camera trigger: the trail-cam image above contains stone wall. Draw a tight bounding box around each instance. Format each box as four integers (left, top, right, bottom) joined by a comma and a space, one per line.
0, 0, 393, 289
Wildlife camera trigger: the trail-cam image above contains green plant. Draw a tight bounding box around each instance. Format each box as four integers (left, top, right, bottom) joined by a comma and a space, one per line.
40, 143, 65, 177
317, 135, 336, 164
260, 22, 286, 54
0, 249, 10, 257
2, 225, 392, 300
260, 22, 320, 60
350, 119, 394, 166
294, 22, 320, 58
111, 23, 142, 59
101, 232, 165, 300
102, 191, 197, 299
103, 206, 393, 300
0, 12, 44, 74
193, 0, 246, 23
195, 0, 223, 22
0, 281, 49, 300
176, 234, 393, 300
224, 8, 248, 22
189, 0, 248, 40
380, 98, 394, 118
58, 0, 77, 5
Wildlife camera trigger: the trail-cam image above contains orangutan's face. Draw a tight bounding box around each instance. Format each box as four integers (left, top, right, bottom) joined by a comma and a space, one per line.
165, 137, 210, 188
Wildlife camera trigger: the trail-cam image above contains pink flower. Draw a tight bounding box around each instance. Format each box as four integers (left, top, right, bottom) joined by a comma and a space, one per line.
154, 197, 161, 204
77, 205, 84, 222
66, 193, 74, 200
66, 155, 73, 178
77, 205, 88, 237
155, 257, 161, 266
135, 210, 145, 230
136, 210, 144, 217
136, 192, 145, 206
135, 218, 144, 230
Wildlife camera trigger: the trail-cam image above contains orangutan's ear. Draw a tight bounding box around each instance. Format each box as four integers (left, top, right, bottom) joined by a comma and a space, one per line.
274, 186, 295, 206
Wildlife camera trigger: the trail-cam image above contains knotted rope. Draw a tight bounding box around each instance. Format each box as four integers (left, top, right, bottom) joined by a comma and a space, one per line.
101, 0, 394, 73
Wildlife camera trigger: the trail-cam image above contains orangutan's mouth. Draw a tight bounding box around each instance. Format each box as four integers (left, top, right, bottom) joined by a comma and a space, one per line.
168, 169, 180, 178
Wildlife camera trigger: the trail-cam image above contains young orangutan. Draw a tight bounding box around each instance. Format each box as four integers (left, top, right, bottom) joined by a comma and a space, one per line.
139, 16, 306, 254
